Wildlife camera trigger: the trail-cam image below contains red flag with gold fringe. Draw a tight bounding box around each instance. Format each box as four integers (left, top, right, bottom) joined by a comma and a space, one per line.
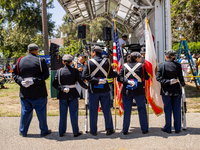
145, 19, 163, 115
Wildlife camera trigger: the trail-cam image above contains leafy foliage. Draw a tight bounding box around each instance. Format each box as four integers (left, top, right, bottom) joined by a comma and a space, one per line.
59, 40, 80, 56
172, 41, 200, 54
0, 0, 55, 58
1, 26, 43, 58
57, 15, 127, 56
0, 0, 55, 34
171, 0, 200, 42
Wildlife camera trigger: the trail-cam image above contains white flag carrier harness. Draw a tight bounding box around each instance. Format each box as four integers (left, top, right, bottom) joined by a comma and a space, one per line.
58, 68, 75, 88
89, 58, 108, 78
124, 63, 142, 82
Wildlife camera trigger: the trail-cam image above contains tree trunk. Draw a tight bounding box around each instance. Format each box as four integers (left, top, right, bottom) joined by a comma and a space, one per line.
42, 0, 49, 55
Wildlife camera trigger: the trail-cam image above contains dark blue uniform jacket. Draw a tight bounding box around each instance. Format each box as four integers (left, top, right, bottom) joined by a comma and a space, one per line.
12, 53, 49, 99
156, 60, 185, 96
117, 61, 149, 96
52, 65, 88, 100
82, 55, 118, 93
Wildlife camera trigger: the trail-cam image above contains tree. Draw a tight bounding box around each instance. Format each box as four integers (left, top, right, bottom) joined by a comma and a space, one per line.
0, 26, 43, 58
0, 0, 55, 34
172, 41, 200, 54
0, 0, 55, 58
171, 0, 200, 42
42, 0, 49, 55
59, 40, 80, 56
56, 14, 128, 56
58, 14, 78, 47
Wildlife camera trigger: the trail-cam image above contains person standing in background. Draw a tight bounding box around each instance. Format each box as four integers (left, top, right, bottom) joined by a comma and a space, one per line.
181, 56, 189, 82
119, 35, 128, 59
140, 46, 146, 64
197, 54, 200, 76
71, 53, 87, 99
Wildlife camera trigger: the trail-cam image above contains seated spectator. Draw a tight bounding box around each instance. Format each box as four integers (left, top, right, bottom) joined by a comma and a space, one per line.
0, 67, 7, 89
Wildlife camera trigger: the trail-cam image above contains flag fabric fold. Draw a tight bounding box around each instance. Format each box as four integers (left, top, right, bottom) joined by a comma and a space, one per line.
145, 19, 163, 116
112, 19, 124, 116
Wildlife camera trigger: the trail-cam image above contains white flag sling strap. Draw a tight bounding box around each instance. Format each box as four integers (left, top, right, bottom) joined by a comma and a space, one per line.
39, 57, 43, 73
58, 68, 76, 88
124, 63, 142, 82
90, 58, 108, 77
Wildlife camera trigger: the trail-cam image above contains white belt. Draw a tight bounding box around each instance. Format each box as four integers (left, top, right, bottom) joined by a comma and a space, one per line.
63, 85, 76, 88
24, 77, 33, 81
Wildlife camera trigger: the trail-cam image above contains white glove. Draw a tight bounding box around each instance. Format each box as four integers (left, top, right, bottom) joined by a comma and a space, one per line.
128, 80, 135, 87
22, 78, 34, 88
26, 80, 34, 86
170, 78, 178, 85
21, 81, 31, 88
98, 79, 107, 84
63, 88, 70, 93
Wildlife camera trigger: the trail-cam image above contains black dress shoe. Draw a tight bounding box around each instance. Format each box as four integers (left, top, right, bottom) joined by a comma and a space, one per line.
106, 130, 115, 136
90, 132, 97, 136
175, 130, 181, 134
161, 128, 171, 134
74, 131, 83, 137
41, 130, 52, 137
59, 134, 64, 137
142, 130, 149, 134
19, 133, 27, 137
121, 131, 128, 135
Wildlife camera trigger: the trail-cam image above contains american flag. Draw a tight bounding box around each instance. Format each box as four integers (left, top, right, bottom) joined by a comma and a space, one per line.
112, 19, 124, 116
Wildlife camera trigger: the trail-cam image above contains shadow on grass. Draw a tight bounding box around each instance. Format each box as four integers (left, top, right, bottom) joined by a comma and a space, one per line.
23, 127, 200, 141
185, 84, 200, 98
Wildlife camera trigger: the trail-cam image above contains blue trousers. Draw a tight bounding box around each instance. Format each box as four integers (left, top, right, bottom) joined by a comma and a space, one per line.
59, 98, 79, 134
162, 95, 181, 132
109, 84, 114, 107
20, 97, 48, 135
89, 92, 113, 133
122, 95, 148, 133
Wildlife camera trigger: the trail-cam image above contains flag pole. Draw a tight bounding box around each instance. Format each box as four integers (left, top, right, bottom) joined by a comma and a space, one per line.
145, 16, 149, 123
114, 78, 117, 129
112, 11, 117, 130
147, 82, 149, 123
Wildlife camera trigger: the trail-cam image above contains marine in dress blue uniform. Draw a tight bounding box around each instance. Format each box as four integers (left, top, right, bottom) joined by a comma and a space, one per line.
156, 50, 185, 133
12, 43, 51, 137
117, 52, 149, 134
52, 54, 88, 137
82, 46, 118, 136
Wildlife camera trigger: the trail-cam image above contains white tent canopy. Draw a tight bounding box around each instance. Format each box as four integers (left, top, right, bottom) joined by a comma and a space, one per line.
58, 0, 155, 32
58, 0, 172, 63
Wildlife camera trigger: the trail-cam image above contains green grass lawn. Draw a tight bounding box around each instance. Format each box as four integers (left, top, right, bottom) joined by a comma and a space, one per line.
0, 78, 199, 117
